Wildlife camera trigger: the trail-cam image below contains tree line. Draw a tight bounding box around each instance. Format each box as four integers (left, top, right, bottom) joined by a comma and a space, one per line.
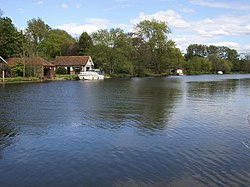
1, 12, 250, 77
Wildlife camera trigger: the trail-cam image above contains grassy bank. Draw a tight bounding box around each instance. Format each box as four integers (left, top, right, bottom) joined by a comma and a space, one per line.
1, 77, 41, 83
55, 74, 79, 80
0, 75, 79, 84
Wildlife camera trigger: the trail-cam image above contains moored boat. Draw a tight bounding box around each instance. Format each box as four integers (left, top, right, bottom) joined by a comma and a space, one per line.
78, 69, 104, 80
217, 71, 223, 75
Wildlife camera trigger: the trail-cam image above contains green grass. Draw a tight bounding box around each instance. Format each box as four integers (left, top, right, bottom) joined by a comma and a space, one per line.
55, 74, 79, 80
1, 77, 40, 83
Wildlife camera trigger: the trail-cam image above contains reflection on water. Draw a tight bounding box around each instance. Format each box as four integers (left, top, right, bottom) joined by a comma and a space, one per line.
0, 75, 250, 187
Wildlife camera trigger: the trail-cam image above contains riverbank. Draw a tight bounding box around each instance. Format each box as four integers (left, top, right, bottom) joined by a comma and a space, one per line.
0, 75, 78, 84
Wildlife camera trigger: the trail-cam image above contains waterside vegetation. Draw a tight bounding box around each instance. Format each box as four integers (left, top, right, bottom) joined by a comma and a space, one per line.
1, 11, 250, 82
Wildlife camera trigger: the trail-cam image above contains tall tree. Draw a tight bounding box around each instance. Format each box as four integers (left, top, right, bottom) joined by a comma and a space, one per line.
0, 17, 23, 58
91, 28, 133, 75
26, 18, 50, 55
38, 29, 76, 59
185, 56, 212, 74
135, 19, 171, 74
185, 44, 207, 60
129, 32, 150, 76
208, 54, 233, 73
78, 32, 93, 55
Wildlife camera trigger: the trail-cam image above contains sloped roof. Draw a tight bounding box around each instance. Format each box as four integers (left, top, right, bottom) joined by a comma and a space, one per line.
53, 56, 92, 66
0, 56, 7, 64
6, 57, 54, 67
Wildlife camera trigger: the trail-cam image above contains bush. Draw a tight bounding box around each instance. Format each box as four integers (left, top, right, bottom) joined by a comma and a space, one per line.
55, 67, 67, 74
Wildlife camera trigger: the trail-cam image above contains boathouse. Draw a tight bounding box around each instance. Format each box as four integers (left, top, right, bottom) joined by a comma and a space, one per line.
53, 56, 94, 75
5, 57, 55, 78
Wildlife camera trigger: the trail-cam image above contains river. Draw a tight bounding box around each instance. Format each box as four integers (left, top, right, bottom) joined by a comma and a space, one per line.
0, 74, 250, 187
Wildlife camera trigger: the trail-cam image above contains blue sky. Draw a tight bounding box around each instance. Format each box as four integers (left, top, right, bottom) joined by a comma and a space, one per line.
1, 0, 250, 53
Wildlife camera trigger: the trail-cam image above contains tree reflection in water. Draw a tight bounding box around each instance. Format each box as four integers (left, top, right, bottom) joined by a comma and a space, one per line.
0, 124, 16, 159
242, 115, 250, 149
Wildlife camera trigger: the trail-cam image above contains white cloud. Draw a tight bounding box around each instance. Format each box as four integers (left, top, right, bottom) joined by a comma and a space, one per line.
190, 0, 250, 10
55, 15, 135, 37
85, 18, 111, 26
208, 41, 240, 50
37, 1, 44, 5
56, 22, 108, 36
55, 18, 132, 37
62, 4, 69, 9
190, 14, 250, 37
171, 34, 210, 52
130, 10, 190, 28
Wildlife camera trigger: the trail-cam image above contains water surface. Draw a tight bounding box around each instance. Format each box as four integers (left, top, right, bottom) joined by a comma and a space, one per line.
0, 74, 250, 187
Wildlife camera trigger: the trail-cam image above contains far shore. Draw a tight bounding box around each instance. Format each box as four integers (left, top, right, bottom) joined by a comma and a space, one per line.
1, 72, 249, 84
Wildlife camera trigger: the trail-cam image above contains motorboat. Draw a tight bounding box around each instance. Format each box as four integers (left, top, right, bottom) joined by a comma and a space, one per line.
78, 69, 104, 80
176, 69, 184, 76
217, 71, 223, 75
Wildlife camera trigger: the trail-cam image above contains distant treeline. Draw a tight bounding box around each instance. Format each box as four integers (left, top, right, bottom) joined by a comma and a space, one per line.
1, 13, 250, 77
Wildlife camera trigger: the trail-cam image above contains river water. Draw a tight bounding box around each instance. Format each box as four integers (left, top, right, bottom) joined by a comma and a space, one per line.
0, 74, 250, 187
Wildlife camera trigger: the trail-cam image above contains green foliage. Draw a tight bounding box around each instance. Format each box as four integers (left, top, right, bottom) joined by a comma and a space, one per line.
208, 54, 233, 73
185, 56, 212, 74
55, 74, 78, 80
38, 29, 76, 59
91, 28, 133, 75
135, 19, 172, 74
55, 67, 67, 74
78, 32, 93, 55
0, 17, 23, 58
10, 62, 24, 77
185, 44, 240, 74
26, 18, 50, 45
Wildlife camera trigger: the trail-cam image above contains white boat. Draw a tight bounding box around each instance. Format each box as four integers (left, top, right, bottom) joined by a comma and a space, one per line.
78, 69, 104, 80
176, 69, 184, 76
217, 71, 223, 75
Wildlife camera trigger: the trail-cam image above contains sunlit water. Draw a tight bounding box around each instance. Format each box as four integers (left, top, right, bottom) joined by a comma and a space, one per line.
0, 74, 250, 187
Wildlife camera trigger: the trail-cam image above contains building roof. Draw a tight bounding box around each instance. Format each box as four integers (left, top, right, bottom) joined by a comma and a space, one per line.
53, 56, 92, 66
6, 57, 54, 67
0, 56, 7, 64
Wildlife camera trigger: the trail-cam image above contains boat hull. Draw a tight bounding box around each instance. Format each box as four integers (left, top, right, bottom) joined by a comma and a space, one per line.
78, 75, 104, 80
78, 69, 104, 80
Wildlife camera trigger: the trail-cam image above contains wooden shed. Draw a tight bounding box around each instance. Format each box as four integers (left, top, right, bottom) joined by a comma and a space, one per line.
6, 57, 55, 78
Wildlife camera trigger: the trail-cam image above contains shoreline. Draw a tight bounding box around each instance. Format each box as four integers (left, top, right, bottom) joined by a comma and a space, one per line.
1, 73, 250, 84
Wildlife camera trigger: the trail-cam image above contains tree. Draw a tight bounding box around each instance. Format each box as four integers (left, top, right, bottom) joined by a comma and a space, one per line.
207, 45, 218, 56
208, 54, 233, 73
135, 19, 171, 74
78, 32, 93, 55
185, 44, 207, 60
164, 40, 184, 71
91, 28, 133, 75
38, 29, 76, 59
185, 56, 212, 74
129, 32, 150, 76
0, 17, 23, 58
240, 54, 250, 73
26, 18, 50, 55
